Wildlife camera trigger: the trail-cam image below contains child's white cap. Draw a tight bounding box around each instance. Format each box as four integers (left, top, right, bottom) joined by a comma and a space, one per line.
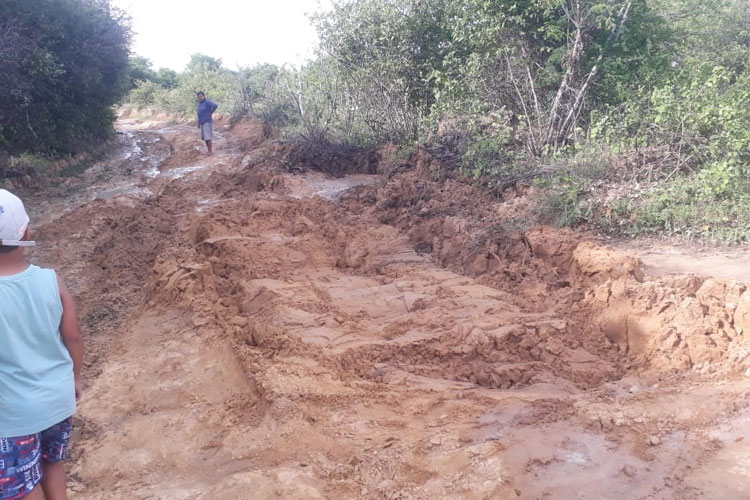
0, 189, 36, 247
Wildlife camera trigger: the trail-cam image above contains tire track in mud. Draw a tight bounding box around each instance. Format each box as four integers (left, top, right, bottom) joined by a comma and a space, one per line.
24, 119, 750, 499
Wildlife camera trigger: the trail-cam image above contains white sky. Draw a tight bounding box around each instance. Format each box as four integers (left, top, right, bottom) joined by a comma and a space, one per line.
111, 0, 329, 71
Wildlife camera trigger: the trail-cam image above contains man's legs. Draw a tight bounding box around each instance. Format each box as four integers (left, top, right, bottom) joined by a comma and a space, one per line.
201, 123, 214, 155
40, 460, 67, 500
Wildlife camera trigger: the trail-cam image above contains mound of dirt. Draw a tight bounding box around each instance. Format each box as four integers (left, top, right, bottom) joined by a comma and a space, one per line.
146, 194, 625, 391
586, 274, 750, 376
340, 156, 750, 382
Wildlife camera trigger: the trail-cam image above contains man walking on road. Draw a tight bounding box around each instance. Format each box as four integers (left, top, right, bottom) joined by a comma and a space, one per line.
196, 91, 218, 155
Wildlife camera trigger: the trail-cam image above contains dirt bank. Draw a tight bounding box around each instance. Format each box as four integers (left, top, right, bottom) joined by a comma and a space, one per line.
20, 118, 750, 499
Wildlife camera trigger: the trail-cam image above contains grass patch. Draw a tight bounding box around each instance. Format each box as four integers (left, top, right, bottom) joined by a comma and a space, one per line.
535, 168, 750, 244
628, 178, 750, 243
57, 156, 98, 177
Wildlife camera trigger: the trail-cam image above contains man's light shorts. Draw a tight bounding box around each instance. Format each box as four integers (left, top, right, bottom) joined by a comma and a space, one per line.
201, 122, 213, 141
0, 418, 72, 500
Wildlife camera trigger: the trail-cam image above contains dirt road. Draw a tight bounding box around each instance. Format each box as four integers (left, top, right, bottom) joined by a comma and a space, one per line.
21, 119, 750, 499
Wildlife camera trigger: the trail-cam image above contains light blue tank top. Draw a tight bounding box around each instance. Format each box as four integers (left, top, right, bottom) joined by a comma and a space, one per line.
0, 265, 76, 437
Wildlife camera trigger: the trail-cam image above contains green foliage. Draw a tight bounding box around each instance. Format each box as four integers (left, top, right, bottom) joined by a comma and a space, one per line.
233, 64, 289, 124
128, 56, 159, 88
537, 178, 592, 228
632, 176, 750, 243
0, 0, 131, 154
174, 61, 239, 116
312, 0, 453, 142
528, 0, 750, 242
299, 0, 676, 158
538, 148, 750, 244
461, 131, 515, 180
187, 54, 223, 72
127, 56, 178, 89
125, 55, 299, 127
597, 64, 749, 173
155, 68, 179, 89
10, 153, 48, 172
128, 80, 163, 109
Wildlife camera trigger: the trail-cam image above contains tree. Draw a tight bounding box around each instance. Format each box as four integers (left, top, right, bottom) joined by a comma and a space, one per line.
313, 0, 456, 142
187, 54, 223, 72
128, 56, 179, 90
127, 55, 159, 89
0, 0, 131, 154
311, 0, 667, 149
156, 68, 179, 89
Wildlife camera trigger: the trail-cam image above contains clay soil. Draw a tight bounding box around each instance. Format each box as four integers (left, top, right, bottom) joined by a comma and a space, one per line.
17, 118, 750, 499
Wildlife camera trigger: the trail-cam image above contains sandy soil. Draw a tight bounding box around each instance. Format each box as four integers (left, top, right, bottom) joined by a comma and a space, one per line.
17, 118, 750, 499
627, 244, 750, 284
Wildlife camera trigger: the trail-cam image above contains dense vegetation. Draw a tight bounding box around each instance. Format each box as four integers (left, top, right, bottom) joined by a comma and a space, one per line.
0, 0, 131, 155
127, 54, 293, 126
122, 0, 750, 242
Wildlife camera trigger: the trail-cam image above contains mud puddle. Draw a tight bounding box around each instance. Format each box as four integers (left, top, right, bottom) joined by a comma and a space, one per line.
287, 171, 380, 200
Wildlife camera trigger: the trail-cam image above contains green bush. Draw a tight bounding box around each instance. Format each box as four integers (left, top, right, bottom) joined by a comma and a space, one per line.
461, 132, 516, 181
125, 55, 300, 126
129, 80, 164, 109
633, 176, 750, 243
0, 0, 131, 154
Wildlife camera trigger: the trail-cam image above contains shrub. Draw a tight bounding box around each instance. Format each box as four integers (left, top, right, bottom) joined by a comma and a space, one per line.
0, 0, 131, 154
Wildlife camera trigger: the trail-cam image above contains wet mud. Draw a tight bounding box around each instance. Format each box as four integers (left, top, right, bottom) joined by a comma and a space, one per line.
22, 118, 750, 499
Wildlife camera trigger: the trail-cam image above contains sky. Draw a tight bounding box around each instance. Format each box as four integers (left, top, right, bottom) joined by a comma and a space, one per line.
111, 0, 330, 71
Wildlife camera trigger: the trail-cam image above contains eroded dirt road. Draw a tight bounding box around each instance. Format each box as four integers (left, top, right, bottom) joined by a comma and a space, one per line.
19, 119, 750, 499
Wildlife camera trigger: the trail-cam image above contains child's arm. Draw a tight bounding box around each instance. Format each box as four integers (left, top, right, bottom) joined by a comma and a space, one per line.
58, 276, 84, 399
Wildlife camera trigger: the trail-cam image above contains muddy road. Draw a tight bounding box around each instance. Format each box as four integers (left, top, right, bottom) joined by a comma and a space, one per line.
20, 119, 750, 499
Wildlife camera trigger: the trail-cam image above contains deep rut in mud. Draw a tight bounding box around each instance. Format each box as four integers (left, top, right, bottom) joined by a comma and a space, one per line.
21, 118, 750, 499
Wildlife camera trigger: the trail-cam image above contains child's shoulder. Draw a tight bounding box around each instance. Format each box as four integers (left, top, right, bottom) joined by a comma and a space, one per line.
27, 265, 59, 281
29, 264, 56, 273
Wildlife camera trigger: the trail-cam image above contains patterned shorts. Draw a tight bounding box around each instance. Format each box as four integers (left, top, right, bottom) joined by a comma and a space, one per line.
0, 418, 72, 500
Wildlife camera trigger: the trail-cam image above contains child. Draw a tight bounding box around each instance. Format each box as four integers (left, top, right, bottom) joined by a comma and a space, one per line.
0, 189, 84, 500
